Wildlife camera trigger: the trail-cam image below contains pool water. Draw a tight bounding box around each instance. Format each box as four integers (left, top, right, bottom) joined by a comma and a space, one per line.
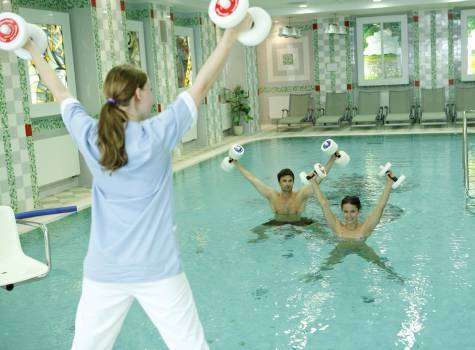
1, 134, 475, 349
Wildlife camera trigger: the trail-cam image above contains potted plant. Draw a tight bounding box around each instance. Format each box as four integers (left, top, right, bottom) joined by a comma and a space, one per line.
226, 85, 253, 136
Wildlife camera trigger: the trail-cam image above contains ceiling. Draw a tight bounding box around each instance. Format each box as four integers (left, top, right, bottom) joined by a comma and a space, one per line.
126, 0, 475, 21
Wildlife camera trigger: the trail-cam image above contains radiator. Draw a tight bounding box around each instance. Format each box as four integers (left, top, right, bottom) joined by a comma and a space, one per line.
34, 135, 80, 187
268, 95, 289, 120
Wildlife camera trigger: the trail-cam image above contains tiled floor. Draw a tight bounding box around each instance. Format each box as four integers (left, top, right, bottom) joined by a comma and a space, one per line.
21, 123, 472, 232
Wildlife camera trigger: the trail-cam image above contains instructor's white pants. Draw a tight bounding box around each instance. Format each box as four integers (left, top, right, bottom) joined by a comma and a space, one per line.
71, 272, 208, 350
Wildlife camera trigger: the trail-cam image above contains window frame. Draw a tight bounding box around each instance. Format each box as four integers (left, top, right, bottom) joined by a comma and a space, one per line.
19, 7, 77, 118
126, 19, 148, 72
356, 14, 409, 86
174, 25, 196, 92
461, 9, 475, 82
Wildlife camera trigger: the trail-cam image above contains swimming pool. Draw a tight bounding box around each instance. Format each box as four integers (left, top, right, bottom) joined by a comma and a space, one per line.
1, 134, 475, 349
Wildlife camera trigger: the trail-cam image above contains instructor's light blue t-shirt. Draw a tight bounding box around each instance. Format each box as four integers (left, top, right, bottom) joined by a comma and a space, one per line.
61, 92, 197, 283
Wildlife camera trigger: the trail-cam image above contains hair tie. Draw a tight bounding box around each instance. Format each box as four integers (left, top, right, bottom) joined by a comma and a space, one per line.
107, 97, 117, 106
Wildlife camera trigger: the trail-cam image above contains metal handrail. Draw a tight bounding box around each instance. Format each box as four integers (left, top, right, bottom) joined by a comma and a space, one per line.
463, 110, 475, 199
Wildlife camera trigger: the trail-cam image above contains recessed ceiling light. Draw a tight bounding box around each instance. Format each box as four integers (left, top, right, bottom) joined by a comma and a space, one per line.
373, 0, 382, 2
299, 4, 308, 7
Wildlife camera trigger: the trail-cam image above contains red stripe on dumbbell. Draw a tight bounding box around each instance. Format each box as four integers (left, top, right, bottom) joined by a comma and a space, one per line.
0, 18, 20, 43
215, 0, 238, 17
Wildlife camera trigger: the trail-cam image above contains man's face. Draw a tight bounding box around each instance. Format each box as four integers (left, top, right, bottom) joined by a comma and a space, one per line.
278, 175, 294, 193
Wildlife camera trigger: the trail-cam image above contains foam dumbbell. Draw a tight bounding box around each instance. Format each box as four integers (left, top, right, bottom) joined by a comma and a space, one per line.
221, 144, 245, 172
299, 163, 327, 185
0, 12, 47, 60
378, 162, 406, 189
321, 138, 350, 166
208, 0, 271, 46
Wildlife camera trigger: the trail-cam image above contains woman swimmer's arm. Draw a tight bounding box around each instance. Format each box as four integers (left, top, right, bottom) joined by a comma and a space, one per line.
234, 161, 275, 199
23, 40, 73, 103
360, 175, 393, 237
310, 178, 341, 233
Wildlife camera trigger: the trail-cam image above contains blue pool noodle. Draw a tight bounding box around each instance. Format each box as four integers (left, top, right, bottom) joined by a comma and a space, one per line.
15, 206, 78, 220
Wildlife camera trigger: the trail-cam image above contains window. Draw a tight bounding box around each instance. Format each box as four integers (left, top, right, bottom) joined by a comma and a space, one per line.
19, 8, 77, 118
461, 9, 475, 81
126, 20, 147, 71
174, 26, 195, 90
356, 15, 409, 86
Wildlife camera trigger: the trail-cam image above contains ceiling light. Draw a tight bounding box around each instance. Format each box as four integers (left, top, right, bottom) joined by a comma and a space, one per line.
324, 15, 347, 35
298, 4, 308, 7
279, 26, 290, 37
325, 24, 338, 34
278, 17, 302, 39
373, 0, 382, 2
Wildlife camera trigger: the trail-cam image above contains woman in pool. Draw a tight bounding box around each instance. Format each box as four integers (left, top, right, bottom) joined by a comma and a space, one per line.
310, 172, 395, 241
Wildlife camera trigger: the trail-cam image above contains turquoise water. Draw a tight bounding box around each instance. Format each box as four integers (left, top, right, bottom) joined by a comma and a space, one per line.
1, 134, 475, 349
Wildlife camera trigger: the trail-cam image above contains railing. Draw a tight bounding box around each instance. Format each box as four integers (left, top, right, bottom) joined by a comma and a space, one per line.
463, 110, 475, 199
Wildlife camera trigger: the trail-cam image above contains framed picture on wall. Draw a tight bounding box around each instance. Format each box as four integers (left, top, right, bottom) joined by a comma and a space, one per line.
19, 8, 77, 118
356, 15, 409, 86
126, 20, 148, 72
265, 34, 311, 83
461, 9, 475, 81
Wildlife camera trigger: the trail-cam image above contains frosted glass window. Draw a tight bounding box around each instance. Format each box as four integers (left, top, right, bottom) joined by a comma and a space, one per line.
19, 8, 76, 118
357, 15, 408, 86
28, 24, 68, 105
461, 10, 475, 81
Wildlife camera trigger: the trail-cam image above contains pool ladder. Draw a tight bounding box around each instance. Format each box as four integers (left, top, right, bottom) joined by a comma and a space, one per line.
463, 110, 475, 200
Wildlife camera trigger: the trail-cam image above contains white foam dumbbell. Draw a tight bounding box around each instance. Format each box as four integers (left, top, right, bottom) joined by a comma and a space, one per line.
208, 0, 271, 46
221, 144, 245, 172
237, 7, 272, 46
0, 12, 47, 60
321, 138, 350, 166
378, 162, 406, 189
209, 0, 249, 28
299, 163, 327, 185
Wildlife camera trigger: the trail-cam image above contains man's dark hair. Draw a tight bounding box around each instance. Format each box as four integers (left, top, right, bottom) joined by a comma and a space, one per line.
341, 195, 362, 210
277, 168, 295, 182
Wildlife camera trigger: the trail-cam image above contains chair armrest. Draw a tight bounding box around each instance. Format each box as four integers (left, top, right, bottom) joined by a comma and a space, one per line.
410, 105, 416, 120
449, 103, 455, 121
345, 106, 352, 121
378, 106, 383, 120
444, 104, 450, 120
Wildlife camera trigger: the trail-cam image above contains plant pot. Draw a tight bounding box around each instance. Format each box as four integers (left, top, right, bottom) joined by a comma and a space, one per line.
233, 125, 244, 136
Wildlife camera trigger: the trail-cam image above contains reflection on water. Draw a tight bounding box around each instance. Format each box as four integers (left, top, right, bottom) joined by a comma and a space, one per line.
303, 241, 404, 283
248, 220, 328, 244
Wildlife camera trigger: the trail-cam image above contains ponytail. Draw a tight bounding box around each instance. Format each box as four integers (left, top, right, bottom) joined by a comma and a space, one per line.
98, 102, 129, 172
97, 65, 147, 172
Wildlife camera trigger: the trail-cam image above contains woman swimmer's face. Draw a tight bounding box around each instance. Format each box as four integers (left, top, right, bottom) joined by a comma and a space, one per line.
279, 175, 294, 192
342, 203, 360, 224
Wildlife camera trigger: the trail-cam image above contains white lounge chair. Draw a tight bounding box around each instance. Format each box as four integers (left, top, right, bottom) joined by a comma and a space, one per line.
419, 88, 450, 126
383, 89, 417, 126
277, 93, 315, 130
454, 86, 475, 124
315, 92, 349, 127
351, 90, 381, 127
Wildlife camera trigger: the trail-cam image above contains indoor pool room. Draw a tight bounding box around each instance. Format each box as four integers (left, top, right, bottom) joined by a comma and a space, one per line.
1, 0, 475, 350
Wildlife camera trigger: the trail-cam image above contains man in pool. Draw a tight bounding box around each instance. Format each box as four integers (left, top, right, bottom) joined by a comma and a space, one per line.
232, 153, 338, 225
